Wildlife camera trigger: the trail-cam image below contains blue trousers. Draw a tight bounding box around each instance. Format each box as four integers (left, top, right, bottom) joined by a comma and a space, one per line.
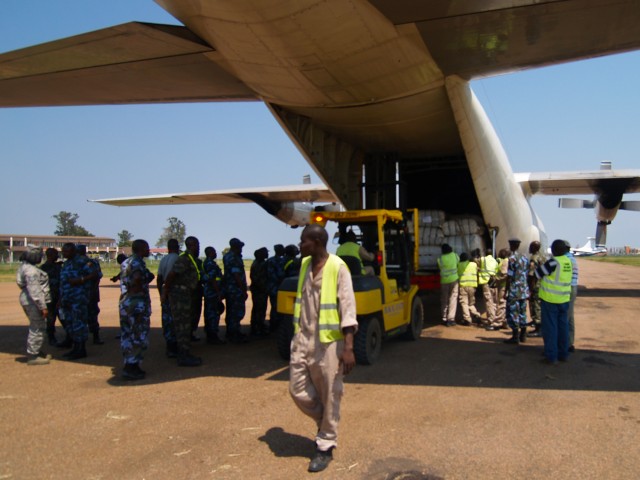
541, 300, 570, 362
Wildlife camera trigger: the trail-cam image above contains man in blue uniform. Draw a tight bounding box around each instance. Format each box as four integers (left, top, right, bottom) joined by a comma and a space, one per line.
203, 246, 225, 344
59, 243, 93, 360
249, 247, 269, 336
77, 245, 104, 345
223, 238, 249, 343
119, 239, 155, 380
504, 238, 530, 344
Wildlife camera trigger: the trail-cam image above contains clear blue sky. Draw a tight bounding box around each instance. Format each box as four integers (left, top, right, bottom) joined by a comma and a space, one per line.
1, 0, 639, 254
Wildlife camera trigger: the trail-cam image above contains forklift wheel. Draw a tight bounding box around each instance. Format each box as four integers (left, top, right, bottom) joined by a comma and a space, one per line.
354, 317, 382, 365
403, 297, 425, 341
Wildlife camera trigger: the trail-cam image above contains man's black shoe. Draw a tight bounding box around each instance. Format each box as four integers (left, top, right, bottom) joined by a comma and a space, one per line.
460, 320, 472, 327
56, 337, 73, 349
177, 353, 202, 367
122, 363, 145, 380
190, 334, 201, 342
568, 345, 575, 352
93, 333, 105, 345
528, 330, 542, 338
206, 335, 227, 345
308, 448, 333, 473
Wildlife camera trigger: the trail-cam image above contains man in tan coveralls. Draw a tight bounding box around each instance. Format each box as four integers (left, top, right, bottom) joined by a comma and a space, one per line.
289, 224, 357, 473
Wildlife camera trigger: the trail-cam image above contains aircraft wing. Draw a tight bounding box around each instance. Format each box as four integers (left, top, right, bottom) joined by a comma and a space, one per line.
515, 170, 640, 196
90, 184, 337, 206
0, 22, 256, 107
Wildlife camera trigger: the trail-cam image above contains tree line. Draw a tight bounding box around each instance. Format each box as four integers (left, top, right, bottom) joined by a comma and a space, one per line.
52, 211, 187, 248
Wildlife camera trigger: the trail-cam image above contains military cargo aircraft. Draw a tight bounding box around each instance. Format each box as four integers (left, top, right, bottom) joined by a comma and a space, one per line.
1, 1, 640, 248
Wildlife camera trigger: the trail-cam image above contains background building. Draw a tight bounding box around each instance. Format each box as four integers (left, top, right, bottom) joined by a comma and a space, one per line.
0, 234, 117, 262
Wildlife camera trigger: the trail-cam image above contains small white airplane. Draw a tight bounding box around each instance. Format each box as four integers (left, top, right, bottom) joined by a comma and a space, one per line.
571, 237, 608, 257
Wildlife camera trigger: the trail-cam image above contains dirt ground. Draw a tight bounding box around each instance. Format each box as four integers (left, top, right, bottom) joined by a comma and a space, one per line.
0, 259, 638, 480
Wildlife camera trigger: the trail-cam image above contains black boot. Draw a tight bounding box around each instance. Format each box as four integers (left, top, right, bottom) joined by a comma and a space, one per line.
504, 328, 519, 344
122, 362, 145, 380
166, 341, 178, 358
528, 325, 542, 338
177, 351, 202, 367
56, 335, 72, 349
66, 342, 87, 360
93, 332, 104, 345
519, 326, 527, 343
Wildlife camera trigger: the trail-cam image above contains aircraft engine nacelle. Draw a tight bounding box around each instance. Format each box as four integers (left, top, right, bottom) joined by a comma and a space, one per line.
275, 202, 314, 227
274, 202, 342, 227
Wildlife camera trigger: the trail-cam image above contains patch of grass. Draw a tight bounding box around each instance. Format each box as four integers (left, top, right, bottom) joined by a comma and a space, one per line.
584, 256, 640, 267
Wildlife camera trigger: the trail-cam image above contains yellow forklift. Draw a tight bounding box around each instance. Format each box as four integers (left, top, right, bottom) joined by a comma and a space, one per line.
276, 209, 424, 365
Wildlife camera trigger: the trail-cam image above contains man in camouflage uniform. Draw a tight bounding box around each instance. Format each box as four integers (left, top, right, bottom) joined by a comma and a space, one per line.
527, 241, 547, 338
39, 247, 62, 346
266, 244, 286, 332
161, 236, 202, 366
223, 238, 249, 343
191, 255, 204, 340
119, 239, 155, 380
157, 239, 180, 357
203, 246, 225, 344
249, 247, 269, 336
59, 243, 92, 360
504, 238, 530, 344
77, 245, 104, 345
18, 248, 52, 365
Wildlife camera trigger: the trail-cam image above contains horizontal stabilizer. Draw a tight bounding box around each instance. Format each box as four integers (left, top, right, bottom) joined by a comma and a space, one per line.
558, 198, 595, 209
516, 170, 640, 196
620, 200, 640, 212
0, 22, 256, 107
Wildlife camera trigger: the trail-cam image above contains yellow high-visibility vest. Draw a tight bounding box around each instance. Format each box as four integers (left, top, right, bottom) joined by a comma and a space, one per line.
336, 242, 364, 275
438, 252, 459, 284
293, 254, 345, 343
459, 260, 478, 287
478, 255, 497, 285
539, 255, 572, 304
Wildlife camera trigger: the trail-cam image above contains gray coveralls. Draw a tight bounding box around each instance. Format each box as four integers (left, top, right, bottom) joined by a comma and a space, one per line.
289, 263, 357, 452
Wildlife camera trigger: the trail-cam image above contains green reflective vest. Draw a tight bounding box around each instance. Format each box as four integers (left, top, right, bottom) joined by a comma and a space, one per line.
438, 252, 459, 284
293, 254, 345, 343
458, 260, 478, 287
478, 255, 498, 285
336, 242, 365, 275
539, 255, 572, 304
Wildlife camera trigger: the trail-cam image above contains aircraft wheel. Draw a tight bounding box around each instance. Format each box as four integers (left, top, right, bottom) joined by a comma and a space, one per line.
403, 296, 424, 341
276, 316, 294, 361
354, 317, 382, 365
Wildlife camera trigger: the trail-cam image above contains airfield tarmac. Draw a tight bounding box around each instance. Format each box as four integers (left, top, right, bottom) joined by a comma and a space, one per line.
0, 259, 638, 480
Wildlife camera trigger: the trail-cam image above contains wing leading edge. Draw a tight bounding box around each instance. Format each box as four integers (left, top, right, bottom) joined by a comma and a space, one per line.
90, 184, 337, 207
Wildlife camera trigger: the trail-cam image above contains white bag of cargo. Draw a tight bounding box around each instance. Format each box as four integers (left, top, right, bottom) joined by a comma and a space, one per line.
442, 216, 485, 236
444, 234, 485, 254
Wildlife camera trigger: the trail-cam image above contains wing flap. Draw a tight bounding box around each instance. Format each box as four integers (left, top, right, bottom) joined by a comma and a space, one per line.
91, 184, 337, 207
0, 22, 257, 106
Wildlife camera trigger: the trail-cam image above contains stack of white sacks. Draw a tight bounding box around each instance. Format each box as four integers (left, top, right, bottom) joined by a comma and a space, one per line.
408, 210, 486, 270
